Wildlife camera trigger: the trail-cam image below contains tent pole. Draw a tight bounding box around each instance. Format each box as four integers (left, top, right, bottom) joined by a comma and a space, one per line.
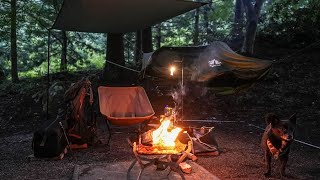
181, 58, 183, 121
47, 30, 51, 121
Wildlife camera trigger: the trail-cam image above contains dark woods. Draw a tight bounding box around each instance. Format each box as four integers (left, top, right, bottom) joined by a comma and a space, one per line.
0, 0, 319, 82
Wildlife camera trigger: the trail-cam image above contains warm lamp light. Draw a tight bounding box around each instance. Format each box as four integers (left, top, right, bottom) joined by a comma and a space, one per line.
170, 66, 176, 76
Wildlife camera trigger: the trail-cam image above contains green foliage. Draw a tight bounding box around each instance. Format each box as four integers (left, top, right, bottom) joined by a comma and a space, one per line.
1, 0, 107, 80
1, 0, 320, 80
208, 0, 233, 39
260, 0, 320, 47
153, 0, 234, 47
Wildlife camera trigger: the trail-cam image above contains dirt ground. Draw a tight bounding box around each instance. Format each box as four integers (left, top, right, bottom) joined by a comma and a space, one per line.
0, 42, 319, 179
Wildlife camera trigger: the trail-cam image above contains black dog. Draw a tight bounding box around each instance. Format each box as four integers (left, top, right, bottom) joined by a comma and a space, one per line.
261, 113, 296, 177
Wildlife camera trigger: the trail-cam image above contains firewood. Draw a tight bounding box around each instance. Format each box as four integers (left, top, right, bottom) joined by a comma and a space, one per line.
179, 162, 192, 174
186, 152, 197, 161
141, 130, 153, 144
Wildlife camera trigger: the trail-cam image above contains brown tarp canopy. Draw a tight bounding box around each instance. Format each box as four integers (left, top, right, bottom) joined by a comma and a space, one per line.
52, 0, 205, 33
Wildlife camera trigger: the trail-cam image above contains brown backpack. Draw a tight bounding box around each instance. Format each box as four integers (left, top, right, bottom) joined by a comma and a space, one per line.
64, 78, 97, 145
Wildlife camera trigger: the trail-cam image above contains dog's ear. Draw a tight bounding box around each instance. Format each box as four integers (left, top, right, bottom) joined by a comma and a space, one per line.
265, 113, 275, 124
271, 117, 280, 128
266, 113, 280, 127
289, 113, 297, 125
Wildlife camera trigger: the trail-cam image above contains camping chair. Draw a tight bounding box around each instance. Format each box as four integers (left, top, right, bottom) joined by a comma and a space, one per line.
98, 86, 155, 147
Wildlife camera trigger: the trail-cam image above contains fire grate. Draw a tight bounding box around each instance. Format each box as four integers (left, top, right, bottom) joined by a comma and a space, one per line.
127, 141, 193, 180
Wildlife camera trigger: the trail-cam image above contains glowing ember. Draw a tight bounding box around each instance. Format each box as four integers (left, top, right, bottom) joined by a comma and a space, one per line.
152, 118, 182, 148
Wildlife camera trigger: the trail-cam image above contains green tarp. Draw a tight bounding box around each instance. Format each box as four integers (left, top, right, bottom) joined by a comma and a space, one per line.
142, 41, 272, 95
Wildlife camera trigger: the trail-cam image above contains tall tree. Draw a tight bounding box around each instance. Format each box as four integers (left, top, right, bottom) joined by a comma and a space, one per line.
241, 0, 265, 55
203, 0, 212, 36
193, 8, 200, 45
10, 0, 18, 82
60, 31, 67, 71
156, 24, 162, 49
104, 33, 125, 80
232, 0, 244, 42
52, 0, 68, 72
134, 30, 142, 64
142, 27, 153, 53
124, 33, 134, 61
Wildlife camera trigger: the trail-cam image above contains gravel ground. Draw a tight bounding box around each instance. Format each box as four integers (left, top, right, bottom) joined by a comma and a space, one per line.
198, 122, 320, 180
0, 117, 319, 180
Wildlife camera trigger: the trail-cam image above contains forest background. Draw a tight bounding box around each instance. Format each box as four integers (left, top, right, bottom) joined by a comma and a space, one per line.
1, 0, 319, 83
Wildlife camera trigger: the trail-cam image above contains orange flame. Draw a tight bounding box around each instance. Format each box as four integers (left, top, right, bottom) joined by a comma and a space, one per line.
152, 118, 182, 148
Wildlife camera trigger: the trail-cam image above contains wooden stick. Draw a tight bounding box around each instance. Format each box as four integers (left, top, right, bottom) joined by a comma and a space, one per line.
177, 141, 192, 164
185, 152, 197, 161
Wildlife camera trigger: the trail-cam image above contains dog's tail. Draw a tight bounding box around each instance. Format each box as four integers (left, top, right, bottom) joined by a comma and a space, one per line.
265, 113, 279, 124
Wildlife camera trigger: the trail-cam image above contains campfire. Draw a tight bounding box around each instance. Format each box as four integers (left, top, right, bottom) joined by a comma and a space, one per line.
128, 108, 218, 180
152, 118, 181, 148
128, 112, 199, 179
137, 116, 187, 154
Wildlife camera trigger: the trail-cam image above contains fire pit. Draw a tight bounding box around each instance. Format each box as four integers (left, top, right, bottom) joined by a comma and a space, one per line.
128, 141, 192, 180
127, 117, 196, 180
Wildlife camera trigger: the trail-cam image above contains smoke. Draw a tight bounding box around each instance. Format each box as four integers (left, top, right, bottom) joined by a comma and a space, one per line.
170, 82, 185, 110
170, 82, 208, 116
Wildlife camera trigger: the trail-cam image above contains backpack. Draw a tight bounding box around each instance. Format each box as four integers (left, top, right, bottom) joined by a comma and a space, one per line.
64, 78, 97, 146
32, 112, 68, 158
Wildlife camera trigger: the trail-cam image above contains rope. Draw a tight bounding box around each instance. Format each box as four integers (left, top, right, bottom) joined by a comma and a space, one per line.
248, 124, 320, 150
106, 60, 141, 73
123, 36, 144, 55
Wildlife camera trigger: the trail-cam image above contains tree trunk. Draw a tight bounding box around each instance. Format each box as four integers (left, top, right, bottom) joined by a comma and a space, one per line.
142, 27, 153, 53
232, 0, 244, 41
134, 30, 142, 64
156, 24, 161, 49
10, 0, 19, 83
104, 33, 124, 81
241, 0, 265, 55
193, 8, 200, 45
203, 0, 212, 36
60, 30, 67, 71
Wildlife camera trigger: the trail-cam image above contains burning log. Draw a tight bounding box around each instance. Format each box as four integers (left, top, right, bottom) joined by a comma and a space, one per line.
137, 140, 186, 155
129, 115, 195, 180
152, 118, 181, 148
141, 129, 153, 144
139, 116, 185, 154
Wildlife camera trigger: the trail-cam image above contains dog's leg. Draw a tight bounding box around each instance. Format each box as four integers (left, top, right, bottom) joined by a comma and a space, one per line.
280, 157, 288, 177
264, 151, 272, 177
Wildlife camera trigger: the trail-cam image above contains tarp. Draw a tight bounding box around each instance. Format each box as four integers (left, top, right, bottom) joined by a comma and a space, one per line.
52, 0, 205, 33
142, 41, 272, 95
98, 86, 155, 126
